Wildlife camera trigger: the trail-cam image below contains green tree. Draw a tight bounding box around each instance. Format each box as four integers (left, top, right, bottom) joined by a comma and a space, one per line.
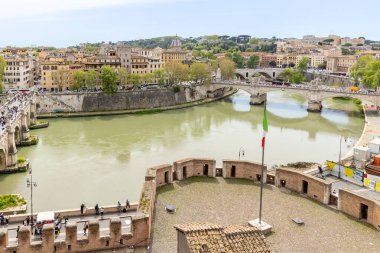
100, 65, 118, 93
118, 68, 128, 87
219, 58, 236, 80
351, 55, 380, 88
269, 61, 277, 68
297, 57, 310, 72
72, 70, 86, 90
189, 62, 211, 85
164, 62, 189, 85
85, 70, 98, 88
0, 56, 5, 93
153, 69, 166, 85
247, 55, 260, 68
279, 68, 305, 83
245, 48, 254, 52
130, 73, 142, 85
230, 52, 244, 68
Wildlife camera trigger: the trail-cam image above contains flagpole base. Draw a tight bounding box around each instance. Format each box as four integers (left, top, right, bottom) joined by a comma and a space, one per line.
248, 218, 272, 235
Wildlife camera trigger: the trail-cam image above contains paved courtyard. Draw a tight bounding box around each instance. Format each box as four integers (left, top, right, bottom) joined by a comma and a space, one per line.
152, 177, 380, 253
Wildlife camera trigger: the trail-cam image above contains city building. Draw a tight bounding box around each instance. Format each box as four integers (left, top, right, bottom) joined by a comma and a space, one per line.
2, 56, 32, 90
326, 55, 358, 75
83, 56, 121, 71
40, 61, 83, 91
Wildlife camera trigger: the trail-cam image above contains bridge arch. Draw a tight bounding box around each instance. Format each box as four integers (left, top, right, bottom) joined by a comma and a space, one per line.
0, 149, 6, 170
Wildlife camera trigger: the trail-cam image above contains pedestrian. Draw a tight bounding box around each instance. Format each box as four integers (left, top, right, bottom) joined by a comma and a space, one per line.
16, 226, 20, 238
126, 199, 130, 209
80, 203, 85, 215
83, 222, 88, 235
95, 204, 99, 215
117, 201, 121, 212
26, 216, 30, 226
0, 213, 4, 225
64, 217, 69, 225
100, 207, 104, 216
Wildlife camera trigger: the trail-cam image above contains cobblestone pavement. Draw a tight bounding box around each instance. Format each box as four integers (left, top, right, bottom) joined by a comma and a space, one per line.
152, 177, 380, 253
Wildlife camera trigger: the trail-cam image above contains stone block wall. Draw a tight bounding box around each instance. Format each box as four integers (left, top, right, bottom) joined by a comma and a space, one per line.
36, 85, 212, 114
223, 160, 266, 182
275, 168, 331, 204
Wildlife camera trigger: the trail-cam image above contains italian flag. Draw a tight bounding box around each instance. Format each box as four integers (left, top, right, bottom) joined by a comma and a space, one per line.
262, 108, 268, 149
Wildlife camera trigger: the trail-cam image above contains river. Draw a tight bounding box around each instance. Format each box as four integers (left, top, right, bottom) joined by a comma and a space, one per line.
0, 90, 365, 211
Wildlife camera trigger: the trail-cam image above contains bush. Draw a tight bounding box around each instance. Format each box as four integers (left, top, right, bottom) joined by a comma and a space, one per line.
17, 157, 26, 164
0, 195, 26, 210
173, 85, 181, 93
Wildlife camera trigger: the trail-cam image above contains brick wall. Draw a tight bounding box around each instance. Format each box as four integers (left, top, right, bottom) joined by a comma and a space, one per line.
223, 160, 266, 182
275, 168, 331, 204
173, 158, 216, 180
339, 189, 380, 230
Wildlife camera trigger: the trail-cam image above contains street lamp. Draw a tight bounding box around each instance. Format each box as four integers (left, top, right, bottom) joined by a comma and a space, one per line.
239, 147, 245, 160
338, 136, 347, 179
26, 169, 37, 226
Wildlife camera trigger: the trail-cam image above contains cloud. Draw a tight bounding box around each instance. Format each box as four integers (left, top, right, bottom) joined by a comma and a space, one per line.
0, 0, 173, 20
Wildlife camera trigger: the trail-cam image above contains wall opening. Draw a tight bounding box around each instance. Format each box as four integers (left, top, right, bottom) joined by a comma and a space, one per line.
215, 168, 223, 177
360, 203, 368, 221
231, 166, 236, 177
183, 166, 187, 179
256, 174, 261, 181
280, 179, 286, 187
164, 171, 169, 184
173, 171, 177, 181
302, 180, 309, 194
329, 195, 338, 206
203, 164, 209, 176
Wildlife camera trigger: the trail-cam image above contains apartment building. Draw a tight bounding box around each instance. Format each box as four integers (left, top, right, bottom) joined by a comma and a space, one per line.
40, 61, 83, 91
2, 56, 32, 90
83, 56, 121, 71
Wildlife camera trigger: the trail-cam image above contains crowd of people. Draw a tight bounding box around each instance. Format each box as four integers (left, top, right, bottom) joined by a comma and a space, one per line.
0, 92, 30, 134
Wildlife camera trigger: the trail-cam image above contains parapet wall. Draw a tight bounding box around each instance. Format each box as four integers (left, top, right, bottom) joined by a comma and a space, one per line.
0, 215, 149, 253
275, 168, 331, 204
339, 189, 380, 230
36, 86, 211, 114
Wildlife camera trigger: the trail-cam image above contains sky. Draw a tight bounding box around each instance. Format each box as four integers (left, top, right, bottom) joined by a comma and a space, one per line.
0, 0, 378, 47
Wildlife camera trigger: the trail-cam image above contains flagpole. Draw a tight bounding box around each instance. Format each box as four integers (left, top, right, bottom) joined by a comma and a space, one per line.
259, 100, 267, 225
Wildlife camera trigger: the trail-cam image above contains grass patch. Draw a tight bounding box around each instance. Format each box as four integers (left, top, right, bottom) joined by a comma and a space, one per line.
0, 195, 26, 210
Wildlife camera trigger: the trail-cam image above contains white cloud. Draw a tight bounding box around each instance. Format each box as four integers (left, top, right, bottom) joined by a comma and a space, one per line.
0, 0, 171, 20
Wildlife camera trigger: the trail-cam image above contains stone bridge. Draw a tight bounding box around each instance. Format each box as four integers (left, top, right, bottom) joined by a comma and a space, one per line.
211, 82, 380, 112
235, 68, 285, 80
0, 92, 37, 170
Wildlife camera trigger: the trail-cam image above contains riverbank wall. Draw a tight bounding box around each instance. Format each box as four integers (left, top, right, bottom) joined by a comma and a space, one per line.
37, 87, 235, 118
36, 85, 224, 115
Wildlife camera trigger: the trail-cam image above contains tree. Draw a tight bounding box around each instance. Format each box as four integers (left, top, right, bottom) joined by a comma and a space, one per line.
219, 58, 236, 80
269, 61, 277, 68
318, 61, 327, 70
279, 68, 305, 84
247, 55, 260, 68
0, 56, 5, 93
297, 57, 310, 72
245, 48, 254, 52
118, 68, 128, 87
72, 70, 86, 90
189, 62, 211, 85
164, 62, 189, 85
153, 69, 166, 85
351, 56, 380, 88
249, 38, 259, 45
130, 73, 142, 85
52, 68, 70, 91
230, 52, 244, 68
85, 70, 98, 88
100, 65, 118, 93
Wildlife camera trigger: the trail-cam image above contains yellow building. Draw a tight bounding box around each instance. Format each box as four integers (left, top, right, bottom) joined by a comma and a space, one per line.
41, 62, 82, 91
